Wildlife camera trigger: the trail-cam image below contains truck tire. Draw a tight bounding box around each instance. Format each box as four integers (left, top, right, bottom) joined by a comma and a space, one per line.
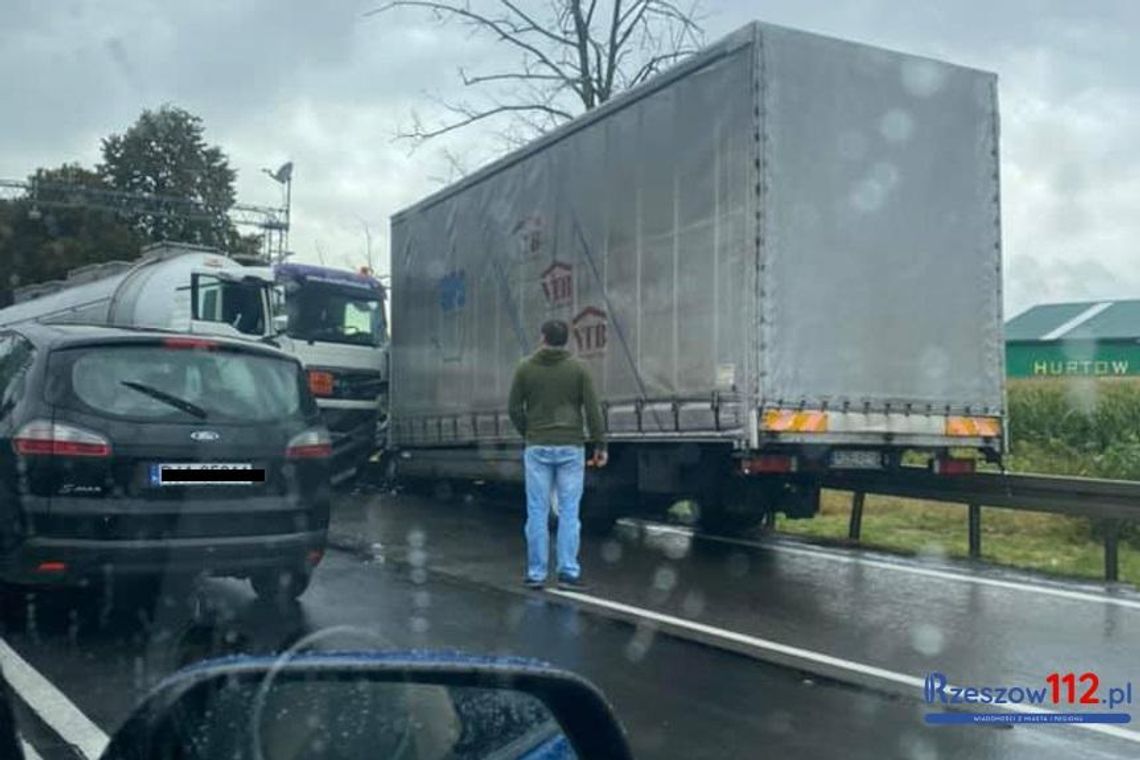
697, 505, 768, 536
696, 476, 768, 537
580, 489, 622, 535
251, 567, 312, 604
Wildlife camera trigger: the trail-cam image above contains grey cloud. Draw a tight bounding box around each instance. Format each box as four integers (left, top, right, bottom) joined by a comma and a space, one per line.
1, 0, 1138, 298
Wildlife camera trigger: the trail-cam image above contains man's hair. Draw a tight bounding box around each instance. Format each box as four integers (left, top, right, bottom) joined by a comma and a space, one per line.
541, 319, 569, 347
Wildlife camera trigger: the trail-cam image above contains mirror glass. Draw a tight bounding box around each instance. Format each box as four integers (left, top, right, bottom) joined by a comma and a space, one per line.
159, 676, 575, 760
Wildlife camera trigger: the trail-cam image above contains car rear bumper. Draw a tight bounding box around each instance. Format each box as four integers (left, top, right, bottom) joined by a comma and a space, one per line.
0, 530, 327, 585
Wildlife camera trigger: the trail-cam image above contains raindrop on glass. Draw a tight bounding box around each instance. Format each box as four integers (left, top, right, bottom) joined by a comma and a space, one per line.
681, 590, 705, 618
909, 622, 945, 657
726, 551, 750, 578
601, 540, 622, 564
879, 109, 914, 142
653, 565, 678, 593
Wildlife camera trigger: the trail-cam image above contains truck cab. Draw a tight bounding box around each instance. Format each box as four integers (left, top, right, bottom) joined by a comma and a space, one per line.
262, 263, 389, 482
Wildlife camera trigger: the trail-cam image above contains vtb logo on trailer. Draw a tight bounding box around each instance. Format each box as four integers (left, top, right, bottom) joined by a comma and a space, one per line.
541, 261, 573, 308
572, 306, 607, 357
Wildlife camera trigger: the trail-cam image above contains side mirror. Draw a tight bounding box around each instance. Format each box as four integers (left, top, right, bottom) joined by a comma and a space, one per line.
98, 652, 632, 760
271, 313, 289, 335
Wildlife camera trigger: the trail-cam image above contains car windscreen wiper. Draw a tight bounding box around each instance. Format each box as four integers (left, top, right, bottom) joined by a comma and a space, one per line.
120, 381, 209, 419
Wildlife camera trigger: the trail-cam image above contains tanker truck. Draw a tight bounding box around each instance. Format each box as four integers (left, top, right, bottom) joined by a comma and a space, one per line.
0, 242, 275, 338
0, 243, 388, 481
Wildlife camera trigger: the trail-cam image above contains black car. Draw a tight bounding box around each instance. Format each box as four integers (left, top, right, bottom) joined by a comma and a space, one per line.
0, 323, 331, 601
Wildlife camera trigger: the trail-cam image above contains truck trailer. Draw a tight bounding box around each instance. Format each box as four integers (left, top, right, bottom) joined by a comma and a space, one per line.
388, 22, 1004, 531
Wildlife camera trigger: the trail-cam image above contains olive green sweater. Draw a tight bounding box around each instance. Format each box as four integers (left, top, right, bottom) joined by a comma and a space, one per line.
508, 348, 606, 448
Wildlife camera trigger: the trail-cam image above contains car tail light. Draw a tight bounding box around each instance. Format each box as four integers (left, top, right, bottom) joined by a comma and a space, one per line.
36, 561, 68, 574
932, 456, 976, 475
308, 370, 334, 397
13, 420, 111, 457
286, 429, 332, 459
163, 337, 218, 350
741, 454, 798, 474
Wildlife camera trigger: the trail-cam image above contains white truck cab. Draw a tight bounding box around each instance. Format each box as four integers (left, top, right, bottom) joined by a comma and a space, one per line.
262, 263, 389, 482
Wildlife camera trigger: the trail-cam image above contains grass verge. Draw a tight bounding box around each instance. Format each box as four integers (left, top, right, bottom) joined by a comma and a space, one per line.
776, 490, 1140, 585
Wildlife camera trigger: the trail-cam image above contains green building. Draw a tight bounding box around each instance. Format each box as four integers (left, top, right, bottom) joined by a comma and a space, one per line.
1006, 300, 1140, 379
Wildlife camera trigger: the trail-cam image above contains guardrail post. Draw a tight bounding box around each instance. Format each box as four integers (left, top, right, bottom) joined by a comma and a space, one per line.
1104, 521, 1121, 583
968, 504, 982, 559
848, 492, 865, 541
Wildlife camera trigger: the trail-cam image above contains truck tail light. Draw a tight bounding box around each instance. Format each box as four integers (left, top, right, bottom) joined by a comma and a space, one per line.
741, 454, 798, 474
13, 420, 111, 458
308, 370, 334, 397
287, 429, 332, 459
932, 456, 976, 475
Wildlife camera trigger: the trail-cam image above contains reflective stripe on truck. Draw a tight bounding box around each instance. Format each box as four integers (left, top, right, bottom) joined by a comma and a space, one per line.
761, 410, 1002, 438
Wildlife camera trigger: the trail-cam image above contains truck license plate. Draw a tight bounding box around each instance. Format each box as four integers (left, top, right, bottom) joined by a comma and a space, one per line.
829, 451, 883, 470
150, 463, 262, 486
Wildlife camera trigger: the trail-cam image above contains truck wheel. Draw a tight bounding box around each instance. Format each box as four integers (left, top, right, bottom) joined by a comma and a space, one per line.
697, 505, 767, 536
251, 567, 311, 604
580, 489, 621, 535
696, 476, 767, 536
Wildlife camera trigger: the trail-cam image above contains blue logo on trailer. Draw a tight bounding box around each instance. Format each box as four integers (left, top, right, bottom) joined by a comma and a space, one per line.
438, 271, 466, 313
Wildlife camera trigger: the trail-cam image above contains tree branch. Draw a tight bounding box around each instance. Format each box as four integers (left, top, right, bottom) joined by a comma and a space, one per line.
626, 48, 697, 87
459, 68, 569, 86
497, 0, 575, 46
397, 102, 575, 142
367, 1, 579, 93
603, 0, 622, 99
569, 0, 595, 109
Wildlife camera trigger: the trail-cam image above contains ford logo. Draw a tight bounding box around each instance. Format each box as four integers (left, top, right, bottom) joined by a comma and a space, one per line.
190, 430, 221, 442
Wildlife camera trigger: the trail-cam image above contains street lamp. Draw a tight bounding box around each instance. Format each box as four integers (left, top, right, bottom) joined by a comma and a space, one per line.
261, 161, 293, 264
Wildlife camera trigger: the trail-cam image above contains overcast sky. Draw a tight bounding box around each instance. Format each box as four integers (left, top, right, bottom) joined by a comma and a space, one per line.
2, 0, 1136, 316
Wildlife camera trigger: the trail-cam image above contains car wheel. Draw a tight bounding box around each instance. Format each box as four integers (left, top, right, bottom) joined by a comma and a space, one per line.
251, 567, 312, 603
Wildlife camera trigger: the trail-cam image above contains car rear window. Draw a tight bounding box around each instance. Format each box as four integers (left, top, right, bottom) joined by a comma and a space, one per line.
51, 344, 312, 423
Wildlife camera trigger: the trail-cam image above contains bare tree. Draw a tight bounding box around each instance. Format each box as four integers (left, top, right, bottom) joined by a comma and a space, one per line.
366, 0, 704, 147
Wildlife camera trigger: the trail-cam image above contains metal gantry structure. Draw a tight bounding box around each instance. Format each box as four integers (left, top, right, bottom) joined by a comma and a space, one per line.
0, 178, 290, 262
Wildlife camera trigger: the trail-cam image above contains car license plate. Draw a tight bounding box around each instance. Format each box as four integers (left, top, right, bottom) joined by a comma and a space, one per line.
149, 463, 262, 486
829, 450, 883, 470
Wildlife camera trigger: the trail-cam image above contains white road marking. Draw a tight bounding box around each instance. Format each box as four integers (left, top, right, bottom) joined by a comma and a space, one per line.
20, 738, 43, 760
628, 520, 1140, 611
549, 588, 1140, 744
0, 638, 107, 760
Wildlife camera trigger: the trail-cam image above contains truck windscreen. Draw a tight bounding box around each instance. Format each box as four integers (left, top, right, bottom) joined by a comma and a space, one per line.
286, 282, 386, 347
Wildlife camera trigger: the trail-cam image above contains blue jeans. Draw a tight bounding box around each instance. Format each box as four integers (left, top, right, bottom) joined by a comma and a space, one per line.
523, 445, 585, 581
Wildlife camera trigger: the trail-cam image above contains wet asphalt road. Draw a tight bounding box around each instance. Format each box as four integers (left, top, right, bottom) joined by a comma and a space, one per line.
3, 490, 1139, 759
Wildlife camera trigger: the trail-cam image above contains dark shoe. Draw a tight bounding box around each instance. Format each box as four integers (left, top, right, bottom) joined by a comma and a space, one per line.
524, 578, 545, 590
556, 575, 587, 591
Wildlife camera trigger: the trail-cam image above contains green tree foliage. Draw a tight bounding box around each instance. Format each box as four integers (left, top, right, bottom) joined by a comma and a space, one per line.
0, 164, 140, 306
99, 105, 239, 248
1, 106, 259, 305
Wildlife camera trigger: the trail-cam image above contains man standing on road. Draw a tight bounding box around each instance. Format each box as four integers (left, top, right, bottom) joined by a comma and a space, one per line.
508, 319, 607, 591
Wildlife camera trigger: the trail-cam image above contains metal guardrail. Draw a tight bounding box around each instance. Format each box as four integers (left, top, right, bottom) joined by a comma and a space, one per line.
821, 468, 1140, 582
